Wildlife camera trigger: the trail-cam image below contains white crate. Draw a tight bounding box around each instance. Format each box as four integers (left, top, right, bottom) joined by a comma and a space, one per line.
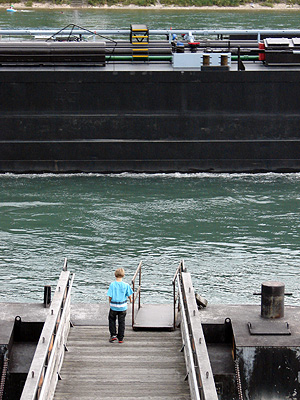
172, 52, 231, 69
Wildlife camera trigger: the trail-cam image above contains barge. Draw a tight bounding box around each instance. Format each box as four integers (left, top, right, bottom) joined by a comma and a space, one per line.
1, 25, 300, 173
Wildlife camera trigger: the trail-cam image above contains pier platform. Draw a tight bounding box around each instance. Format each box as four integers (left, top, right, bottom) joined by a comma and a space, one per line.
2, 261, 300, 400
68, 303, 172, 328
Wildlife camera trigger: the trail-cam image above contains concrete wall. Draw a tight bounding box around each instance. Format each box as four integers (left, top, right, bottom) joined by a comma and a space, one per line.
237, 346, 300, 399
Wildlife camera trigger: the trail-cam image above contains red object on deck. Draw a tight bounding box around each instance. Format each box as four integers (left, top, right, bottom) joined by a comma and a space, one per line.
259, 42, 265, 61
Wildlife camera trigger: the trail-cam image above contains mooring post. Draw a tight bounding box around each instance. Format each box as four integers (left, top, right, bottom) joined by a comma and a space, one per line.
261, 281, 285, 319
44, 285, 51, 308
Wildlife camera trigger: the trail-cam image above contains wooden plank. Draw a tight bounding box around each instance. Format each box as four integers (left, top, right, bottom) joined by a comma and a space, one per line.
54, 326, 190, 400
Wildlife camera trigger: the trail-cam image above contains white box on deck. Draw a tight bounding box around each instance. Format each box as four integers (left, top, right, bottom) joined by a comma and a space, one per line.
172, 52, 231, 69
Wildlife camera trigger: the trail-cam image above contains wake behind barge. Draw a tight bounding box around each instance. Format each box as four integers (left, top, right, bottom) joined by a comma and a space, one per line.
1, 25, 300, 173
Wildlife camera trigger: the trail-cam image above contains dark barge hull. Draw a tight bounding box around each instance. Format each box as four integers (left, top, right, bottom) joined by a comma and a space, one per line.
1, 68, 300, 173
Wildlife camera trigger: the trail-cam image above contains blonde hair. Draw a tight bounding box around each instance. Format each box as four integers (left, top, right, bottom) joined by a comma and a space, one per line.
115, 268, 125, 278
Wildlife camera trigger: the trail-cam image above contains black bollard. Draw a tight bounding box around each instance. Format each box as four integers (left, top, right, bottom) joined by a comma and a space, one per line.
261, 281, 285, 319
44, 285, 51, 308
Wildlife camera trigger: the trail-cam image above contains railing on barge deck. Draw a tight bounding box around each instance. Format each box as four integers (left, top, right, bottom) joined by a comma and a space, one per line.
20, 259, 74, 400
2, 29, 300, 42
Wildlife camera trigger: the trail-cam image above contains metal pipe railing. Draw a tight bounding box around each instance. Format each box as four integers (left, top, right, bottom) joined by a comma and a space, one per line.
1, 29, 300, 42
131, 261, 142, 328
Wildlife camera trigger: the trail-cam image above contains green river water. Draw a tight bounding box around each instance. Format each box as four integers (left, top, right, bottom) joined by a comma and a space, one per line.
1, 8, 300, 31
1, 173, 299, 305
0, 10, 300, 305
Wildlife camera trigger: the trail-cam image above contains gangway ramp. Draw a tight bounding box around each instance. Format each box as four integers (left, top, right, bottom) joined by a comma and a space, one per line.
53, 325, 191, 400
131, 262, 174, 330
19, 260, 218, 400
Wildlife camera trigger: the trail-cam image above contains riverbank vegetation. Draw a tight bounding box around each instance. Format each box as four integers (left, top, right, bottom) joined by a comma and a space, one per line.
1, 0, 300, 8
86, 0, 300, 6
98, 0, 300, 6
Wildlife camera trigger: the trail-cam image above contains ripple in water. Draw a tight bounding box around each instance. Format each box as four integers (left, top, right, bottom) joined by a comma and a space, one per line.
0, 173, 300, 306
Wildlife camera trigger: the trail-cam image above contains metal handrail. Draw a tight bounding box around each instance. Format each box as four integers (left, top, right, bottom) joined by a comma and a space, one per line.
38, 273, 75, 400
20, 262, 74, 400
180, 272, 218, 400
2, 29, 300, 41
45, 23, 118, 45
177, 274, 201, 400
131, 261, 142, 328
172, 259, 185, 330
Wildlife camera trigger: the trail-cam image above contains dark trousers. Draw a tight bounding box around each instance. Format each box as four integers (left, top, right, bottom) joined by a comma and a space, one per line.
108, 309, 127, 340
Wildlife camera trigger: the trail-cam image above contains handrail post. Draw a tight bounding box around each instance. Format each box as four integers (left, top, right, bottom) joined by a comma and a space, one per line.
138, 264, 141, 309
63, 257, 68, 271
132, 278, 135, 328
131, 261, 142, 328
173, 279, 176, 330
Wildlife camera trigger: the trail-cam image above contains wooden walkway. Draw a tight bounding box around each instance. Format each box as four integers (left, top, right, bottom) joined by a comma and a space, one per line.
53, 325, 191, 400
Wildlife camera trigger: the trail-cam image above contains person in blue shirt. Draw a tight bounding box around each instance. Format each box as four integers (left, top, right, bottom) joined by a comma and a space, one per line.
107, 268, 133, 343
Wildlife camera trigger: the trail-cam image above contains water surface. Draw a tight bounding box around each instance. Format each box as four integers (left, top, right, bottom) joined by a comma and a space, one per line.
1, 8, 300, 31
1, 173, 299, 306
